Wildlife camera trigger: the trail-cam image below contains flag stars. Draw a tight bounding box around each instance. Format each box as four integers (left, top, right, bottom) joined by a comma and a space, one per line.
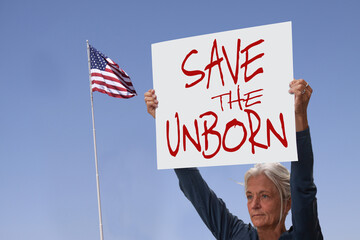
89, 45, 107, 70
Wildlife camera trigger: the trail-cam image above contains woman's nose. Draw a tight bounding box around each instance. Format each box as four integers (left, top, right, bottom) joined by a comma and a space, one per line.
251, 196, 261, 209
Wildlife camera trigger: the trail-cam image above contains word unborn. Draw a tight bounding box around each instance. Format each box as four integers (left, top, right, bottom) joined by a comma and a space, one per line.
166, 110, 288, 159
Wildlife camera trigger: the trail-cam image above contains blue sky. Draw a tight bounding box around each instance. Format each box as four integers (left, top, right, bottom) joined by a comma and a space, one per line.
0, 0, 359, 239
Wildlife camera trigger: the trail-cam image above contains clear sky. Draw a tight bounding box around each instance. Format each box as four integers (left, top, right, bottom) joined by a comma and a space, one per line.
0, 0, 359, 239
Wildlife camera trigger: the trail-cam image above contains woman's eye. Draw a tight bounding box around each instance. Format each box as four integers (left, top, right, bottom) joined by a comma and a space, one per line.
247, 195, 253, 200
261, 194, 269, 199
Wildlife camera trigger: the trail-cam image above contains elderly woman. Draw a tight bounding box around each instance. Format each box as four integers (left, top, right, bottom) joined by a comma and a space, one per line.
144, 79, 323, 240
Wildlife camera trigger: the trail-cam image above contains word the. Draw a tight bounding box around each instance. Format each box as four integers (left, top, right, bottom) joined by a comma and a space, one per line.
211, 86, 263, 111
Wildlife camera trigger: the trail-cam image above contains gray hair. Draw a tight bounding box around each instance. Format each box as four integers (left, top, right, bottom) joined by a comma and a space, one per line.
244, 163, 291, 223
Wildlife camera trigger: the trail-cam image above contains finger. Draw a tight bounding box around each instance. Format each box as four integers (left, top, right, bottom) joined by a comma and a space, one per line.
289, 79, 312, 94
306, 84, 313, 94
304, 85, 312, 97
145, 90, 157, 99
290, 79, 306, 87
295, 86, 311, 97
144, 89, 153, 97
294, 86, 312, 102
144, 99, 158, 108
144, 90, 157, 100
144, 95, 158, 106
299, 81, 312, 95
289, 78, 303, 86
144, 94, 156, 100
289, 79, 301, 94
289, 79, 298, 87
289, 83, 303, 95
144, 95, 157, 103
297, 79, 311, 93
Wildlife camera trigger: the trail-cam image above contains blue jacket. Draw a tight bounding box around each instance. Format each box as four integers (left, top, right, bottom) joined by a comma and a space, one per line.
175, 128, 323, 239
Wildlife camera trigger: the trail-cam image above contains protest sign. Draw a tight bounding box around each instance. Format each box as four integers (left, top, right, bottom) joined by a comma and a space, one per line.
152, 22, 296, 169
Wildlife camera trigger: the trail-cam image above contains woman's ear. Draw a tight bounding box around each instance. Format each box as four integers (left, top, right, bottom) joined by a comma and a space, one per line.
285, 197, 291, 214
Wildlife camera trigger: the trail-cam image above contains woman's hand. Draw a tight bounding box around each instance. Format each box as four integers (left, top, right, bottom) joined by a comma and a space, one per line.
144, 89, 158, 119
289, 79, 313, 132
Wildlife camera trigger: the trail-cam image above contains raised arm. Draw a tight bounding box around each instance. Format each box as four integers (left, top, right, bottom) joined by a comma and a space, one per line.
289, 79, 323, 239
175, 168, 254, 239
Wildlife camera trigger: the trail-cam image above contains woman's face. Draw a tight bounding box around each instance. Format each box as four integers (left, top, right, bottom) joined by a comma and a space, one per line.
246, 174, 283, 230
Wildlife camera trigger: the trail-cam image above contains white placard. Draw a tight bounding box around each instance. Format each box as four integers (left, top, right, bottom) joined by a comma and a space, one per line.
152, 22, 296, 169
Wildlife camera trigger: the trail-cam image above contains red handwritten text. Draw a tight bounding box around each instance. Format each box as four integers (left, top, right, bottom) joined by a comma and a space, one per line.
211, 86, 263, 111
166, 110, 287, 158
181, 38, 265, 89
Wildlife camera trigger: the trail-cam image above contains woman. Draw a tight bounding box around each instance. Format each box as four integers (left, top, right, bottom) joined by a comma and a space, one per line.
144, 79, 323, 240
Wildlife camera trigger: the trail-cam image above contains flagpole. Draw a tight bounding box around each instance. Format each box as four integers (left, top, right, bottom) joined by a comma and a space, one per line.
87, 40, 104, 240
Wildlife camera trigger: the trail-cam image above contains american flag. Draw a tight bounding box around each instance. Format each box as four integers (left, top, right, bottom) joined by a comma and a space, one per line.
89, 44, 137, 99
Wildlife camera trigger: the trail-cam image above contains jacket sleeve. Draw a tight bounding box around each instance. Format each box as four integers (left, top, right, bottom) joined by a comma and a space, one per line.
175, 168, 255, 240
291, 128, 323, 240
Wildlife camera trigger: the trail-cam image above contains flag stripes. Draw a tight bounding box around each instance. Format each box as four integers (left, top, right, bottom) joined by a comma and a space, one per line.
89, 44, 137, 99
